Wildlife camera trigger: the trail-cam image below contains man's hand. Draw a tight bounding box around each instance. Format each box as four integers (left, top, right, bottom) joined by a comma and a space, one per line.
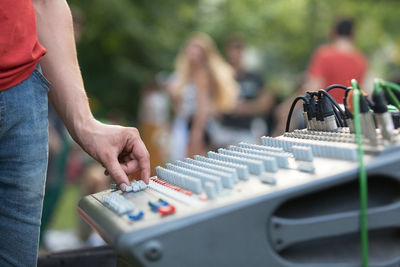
77, 120, 150, 190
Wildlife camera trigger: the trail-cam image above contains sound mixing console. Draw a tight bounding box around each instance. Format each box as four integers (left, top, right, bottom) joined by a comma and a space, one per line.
79, 128, 400, 267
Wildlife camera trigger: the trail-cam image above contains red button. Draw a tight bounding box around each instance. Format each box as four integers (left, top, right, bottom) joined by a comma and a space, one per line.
158, 205, 176, 216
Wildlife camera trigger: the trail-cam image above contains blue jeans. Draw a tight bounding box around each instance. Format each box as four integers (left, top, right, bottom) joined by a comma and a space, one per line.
0, 65, 50, 266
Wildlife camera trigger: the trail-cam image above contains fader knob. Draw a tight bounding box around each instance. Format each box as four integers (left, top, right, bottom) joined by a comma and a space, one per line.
143, 240, 163, 262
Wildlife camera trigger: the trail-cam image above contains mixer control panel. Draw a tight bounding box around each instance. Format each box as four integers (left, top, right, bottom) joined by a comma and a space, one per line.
78, 129, 400, 267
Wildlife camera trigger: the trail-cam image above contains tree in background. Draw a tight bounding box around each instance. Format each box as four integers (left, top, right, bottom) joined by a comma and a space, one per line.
69, 0, 400, 122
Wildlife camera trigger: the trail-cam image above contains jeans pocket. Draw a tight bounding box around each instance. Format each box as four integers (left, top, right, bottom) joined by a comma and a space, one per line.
32, 69, 51, 92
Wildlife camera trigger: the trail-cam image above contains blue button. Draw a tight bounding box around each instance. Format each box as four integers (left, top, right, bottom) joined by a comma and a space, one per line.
128, 211, 144, 221
158, 199, 169, 206
148, 201, 159, 212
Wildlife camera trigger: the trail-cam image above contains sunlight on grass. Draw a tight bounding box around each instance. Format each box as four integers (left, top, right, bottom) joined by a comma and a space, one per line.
50, 184, 80, 230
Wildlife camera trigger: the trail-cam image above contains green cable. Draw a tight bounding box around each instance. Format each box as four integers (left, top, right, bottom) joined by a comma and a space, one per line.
374, 79, 399, 111
379, 80, 400, 110
373, 79, 400, 111
383, 86, 400, 110
373, 78, 381, 94
382, 81, 400, 93
351, 79, 369, 267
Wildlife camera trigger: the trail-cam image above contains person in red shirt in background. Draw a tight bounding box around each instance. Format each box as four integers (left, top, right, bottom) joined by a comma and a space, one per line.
273, 18, 368, 135
0, 0, 150, 265
306, 18, 368, 103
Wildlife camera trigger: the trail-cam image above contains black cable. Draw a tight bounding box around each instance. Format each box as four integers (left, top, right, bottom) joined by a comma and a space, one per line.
332, 105, 344, 127
318, 90, 346, 117
319, 90, 347, 127
305, 91, 319, 97
343, 86, 374, 108
365, 97, 374, 108
285, 96, 308, 132
345, 88, 352, 98
325, 84, 348, 92
344, 88, 352, 107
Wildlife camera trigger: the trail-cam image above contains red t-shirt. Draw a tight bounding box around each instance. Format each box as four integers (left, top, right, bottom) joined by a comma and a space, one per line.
307, 45, 367, 103
0, 0, 46, 91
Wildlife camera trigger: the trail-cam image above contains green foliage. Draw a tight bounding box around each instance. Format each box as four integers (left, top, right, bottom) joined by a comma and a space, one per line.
69, 0, 199, 121
49, 184, 79, 230
69, 0, 400, 120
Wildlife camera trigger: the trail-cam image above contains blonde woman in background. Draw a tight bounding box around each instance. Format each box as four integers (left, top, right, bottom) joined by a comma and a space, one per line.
167, 32, 238, 160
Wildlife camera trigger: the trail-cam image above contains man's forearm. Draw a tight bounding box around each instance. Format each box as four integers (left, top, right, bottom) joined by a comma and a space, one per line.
32, 0, 150, 187
34, 0, 93, 143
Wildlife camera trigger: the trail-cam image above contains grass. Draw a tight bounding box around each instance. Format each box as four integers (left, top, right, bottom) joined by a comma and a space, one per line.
49, 184, 81, 230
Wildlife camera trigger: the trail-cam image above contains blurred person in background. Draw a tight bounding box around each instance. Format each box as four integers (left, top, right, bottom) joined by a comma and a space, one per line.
138, 75, 170, 174
305, 18, 368, 103
211, 35, 274, 146
273, 18, 368, 135
166, 32, 238, 159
